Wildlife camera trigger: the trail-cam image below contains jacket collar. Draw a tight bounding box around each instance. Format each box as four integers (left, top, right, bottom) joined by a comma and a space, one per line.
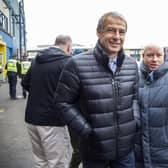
93, 40, 125, 72
140, 60, 168, 81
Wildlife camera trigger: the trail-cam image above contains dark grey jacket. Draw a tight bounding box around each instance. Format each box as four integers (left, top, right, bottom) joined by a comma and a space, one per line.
135, 59, 168, 168
55, 41, 139, 160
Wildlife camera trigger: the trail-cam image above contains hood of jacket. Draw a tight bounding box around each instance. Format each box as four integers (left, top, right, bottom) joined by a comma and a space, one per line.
36, 47, 68, 64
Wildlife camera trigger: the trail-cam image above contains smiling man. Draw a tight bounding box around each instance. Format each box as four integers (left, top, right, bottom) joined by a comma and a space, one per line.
54, 11, 139, 168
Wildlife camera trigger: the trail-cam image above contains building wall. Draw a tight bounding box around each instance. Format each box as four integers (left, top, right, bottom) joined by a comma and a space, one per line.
0, 0, 22, 80
0, 0, 10, 34
0, 0, 22, 57
0, 30, 12, 60
8, 0, 20, 56
0, 34, 7, 80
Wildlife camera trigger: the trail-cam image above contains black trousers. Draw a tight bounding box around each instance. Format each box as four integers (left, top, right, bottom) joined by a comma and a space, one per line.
21, 75, 27, 98
69, 128, 82, 168
82, 152, 135, 168
7, 72, 17, 98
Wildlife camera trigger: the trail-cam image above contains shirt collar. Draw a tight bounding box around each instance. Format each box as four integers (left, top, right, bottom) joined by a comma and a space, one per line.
109, 56, 117, 63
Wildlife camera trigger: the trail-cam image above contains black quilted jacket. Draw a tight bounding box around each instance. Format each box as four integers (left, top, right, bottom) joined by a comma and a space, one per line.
55, 41, 139, 160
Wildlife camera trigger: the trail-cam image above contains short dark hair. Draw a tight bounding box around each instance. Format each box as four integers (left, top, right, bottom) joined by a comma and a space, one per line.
97, 11, 127, 33
54, 35, 72, 46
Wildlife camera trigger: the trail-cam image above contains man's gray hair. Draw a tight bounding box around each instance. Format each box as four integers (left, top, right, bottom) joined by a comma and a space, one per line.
54, 34, 72, 46
97, 11, 127, 33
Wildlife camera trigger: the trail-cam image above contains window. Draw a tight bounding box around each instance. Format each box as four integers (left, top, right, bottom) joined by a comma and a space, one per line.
11, 16, 16, 36
0, 11, 8, 32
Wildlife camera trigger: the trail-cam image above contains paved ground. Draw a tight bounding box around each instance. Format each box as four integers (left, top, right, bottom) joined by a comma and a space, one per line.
0, 80, 34, 168
0, 80, 83, 168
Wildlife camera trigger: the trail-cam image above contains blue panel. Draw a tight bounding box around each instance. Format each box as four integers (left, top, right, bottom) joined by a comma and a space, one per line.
0, 31, 13, 48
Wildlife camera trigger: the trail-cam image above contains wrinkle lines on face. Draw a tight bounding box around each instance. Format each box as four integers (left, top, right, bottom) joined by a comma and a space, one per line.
97, 16, 127, 58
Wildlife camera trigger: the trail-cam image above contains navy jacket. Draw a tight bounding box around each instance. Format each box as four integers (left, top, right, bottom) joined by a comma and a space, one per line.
135, 58, 168, 168
22, 47, 70, 126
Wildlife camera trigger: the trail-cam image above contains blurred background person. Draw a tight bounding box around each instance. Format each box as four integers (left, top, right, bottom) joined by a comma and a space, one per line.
20, 55, 31, 98
5, 55, 20, 100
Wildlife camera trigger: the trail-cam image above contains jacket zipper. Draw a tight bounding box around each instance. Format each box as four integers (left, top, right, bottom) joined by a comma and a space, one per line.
112, 78, 119, 159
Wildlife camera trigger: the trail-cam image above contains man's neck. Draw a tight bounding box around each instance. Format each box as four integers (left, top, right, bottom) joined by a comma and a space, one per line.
108, 54, 117, 60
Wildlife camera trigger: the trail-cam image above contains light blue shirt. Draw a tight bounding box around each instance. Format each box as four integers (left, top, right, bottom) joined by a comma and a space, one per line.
149, 71, 154, 81
108, 57, 117, 74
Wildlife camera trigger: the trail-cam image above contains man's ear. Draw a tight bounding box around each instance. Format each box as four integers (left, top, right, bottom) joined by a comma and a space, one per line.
96, 31, 101, 38
67, 45, 71, 55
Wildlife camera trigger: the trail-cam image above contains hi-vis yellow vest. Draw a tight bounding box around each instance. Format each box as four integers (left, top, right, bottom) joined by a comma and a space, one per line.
21, 61, 31, 75
7, 59, 17, 72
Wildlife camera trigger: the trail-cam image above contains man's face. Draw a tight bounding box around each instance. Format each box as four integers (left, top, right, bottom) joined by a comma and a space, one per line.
143, 46, 164, 71
97, 16, 126, 58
